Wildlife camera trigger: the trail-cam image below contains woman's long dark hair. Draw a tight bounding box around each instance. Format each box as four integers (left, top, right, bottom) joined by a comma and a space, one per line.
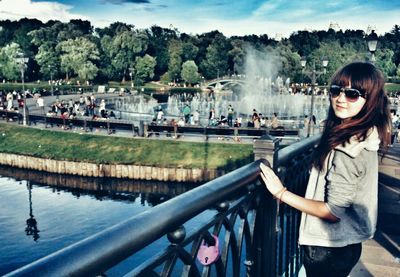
313, 62, 392, 170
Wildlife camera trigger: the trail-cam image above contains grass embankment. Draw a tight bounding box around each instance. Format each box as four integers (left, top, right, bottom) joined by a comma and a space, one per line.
0, 123, 253, 170
385, 83, 400, 94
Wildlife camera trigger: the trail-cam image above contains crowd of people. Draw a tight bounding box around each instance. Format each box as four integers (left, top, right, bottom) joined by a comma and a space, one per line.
0, 90, 34, 112
2, 86, 398, 141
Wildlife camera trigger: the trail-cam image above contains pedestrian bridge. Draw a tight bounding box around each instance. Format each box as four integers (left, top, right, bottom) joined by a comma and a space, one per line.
203, 77, 246, 91
6, 136, 399, 277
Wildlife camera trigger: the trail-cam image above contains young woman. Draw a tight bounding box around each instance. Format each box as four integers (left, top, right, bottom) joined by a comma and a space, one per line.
260, 62, 391, 277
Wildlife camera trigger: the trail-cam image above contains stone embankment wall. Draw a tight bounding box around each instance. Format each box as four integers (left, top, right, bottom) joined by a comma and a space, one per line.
0, 153, 225, 182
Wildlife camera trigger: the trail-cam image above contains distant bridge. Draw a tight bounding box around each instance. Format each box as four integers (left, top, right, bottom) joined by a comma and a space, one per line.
203, 76, 246, 91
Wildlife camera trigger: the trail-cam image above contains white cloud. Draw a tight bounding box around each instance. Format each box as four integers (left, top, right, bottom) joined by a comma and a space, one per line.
252, 0, 283, 17
1, 0, 397, 39
0, 0, 87, 22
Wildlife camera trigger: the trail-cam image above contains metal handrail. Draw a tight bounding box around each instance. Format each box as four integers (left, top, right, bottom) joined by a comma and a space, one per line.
7, 133, 321, 277
276, 134, 321, 166
6, 160, 265, 277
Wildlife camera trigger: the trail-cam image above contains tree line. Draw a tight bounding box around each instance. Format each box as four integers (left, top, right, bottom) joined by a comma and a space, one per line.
1, 18, 400, 87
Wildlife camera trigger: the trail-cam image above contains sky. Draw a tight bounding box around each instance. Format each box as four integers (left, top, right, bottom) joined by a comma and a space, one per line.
0, 0, 399, 38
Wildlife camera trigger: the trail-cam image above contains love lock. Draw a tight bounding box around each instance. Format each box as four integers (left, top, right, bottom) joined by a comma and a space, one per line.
197, 234, 220, 265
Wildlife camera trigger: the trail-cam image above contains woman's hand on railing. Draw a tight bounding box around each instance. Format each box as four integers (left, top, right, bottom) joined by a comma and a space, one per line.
260, 163, 339, 221
260, 163, 286, 200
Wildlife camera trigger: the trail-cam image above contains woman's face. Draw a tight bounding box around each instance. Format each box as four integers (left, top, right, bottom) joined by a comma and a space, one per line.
331, 83, 366, 121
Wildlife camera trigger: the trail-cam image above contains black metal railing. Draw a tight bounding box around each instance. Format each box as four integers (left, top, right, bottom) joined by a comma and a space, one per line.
6, 135, 321, 277
273, 134, 321, 277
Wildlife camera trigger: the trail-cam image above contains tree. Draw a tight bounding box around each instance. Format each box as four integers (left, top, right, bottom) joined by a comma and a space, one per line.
181, 60, 200, 85
228, 39, 247, 74
102, 30, 148, 82
375, 48, 397, 78
168, 39, 183, 82
267, 42, 302, 82
308, 42, 359, 84
146, 25, 177, 79
382, 25, 400, 66
200, 33, 230, 79
181, 41, 198, 62
289, 30, 320, 57
95, 22, 133, 38
35, 43, 60, 79
134, 54, 156, 86
58, 37, 99, 81
0, 42, 23, 81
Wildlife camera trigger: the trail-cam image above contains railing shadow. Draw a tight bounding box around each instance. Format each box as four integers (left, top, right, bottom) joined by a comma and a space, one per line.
375, 172, 400, 258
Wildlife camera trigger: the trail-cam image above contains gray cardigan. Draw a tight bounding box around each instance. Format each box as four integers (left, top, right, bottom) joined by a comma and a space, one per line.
298, 127, 381, 247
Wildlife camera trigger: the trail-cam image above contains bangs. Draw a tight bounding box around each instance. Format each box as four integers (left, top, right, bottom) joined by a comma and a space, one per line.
330, 62, 378, 94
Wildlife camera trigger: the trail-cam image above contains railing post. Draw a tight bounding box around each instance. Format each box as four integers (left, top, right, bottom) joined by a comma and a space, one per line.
252, 135, 281, 277
253, 135, 281, 168
139, 120, 145, 137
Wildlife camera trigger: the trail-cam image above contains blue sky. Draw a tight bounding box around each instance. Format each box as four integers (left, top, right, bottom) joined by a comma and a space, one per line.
1, 0, 399, 37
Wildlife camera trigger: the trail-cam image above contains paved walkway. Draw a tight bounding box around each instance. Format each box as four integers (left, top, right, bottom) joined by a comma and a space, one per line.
350, 143, 400, 277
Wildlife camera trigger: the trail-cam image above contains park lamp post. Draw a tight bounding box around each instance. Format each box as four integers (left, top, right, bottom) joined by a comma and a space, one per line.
301, 56, 329, 137
367, 30, 378, 63
129, 67, 134, 89
48, 65, 54, 96
16, 53, 29, 125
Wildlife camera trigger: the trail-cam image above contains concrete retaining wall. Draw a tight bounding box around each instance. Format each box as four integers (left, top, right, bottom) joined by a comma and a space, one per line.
0, 153, 225, 182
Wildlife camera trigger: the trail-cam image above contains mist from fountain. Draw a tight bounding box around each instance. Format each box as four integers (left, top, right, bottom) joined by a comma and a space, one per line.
109, 47, 330, 126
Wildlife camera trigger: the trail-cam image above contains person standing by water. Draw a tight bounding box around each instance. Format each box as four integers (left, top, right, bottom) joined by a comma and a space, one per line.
36, 95, 45, 115
227, 104, 235, 127
252, 109, 260, 128
271, 112, 280, 129
260, 62, 391, 277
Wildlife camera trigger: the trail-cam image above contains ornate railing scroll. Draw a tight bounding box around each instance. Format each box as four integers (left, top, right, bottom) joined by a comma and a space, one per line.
6, 135, 321, 277
7, 160, 268, 277
273, 134, 322, 277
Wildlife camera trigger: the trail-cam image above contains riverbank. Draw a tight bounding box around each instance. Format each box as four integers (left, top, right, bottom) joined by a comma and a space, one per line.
0, 123, 253, 182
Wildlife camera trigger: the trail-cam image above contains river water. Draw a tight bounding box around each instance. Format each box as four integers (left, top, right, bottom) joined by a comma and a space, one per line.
0, 165, 198, 275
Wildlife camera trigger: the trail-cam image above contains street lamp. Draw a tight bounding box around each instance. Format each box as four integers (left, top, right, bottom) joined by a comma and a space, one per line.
366, 30, 378, 63
48, 65, 54, 96
129, 67, 134, 88
301, 56, 329, 137
16, 53, 29, 125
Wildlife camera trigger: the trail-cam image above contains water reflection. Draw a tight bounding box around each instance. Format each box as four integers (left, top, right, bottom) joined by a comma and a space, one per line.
0, 165, 200, 275
0, 165, 198, 243
25, 182, 40, 242
0, 165, 197, 206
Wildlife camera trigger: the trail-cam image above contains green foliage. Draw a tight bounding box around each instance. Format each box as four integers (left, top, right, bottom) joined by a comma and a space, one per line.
35, 43, 60, 79
181, 60, 200, 85
228, 39, 247, 74
308, 42, 360, 84
3, 18, 400, 85
0, 42, 23, 81
58, 37, 100, 81
181, 41, 198, 62
375, 49, 397, 78
289, 31, 320, 57
104, 30, 149, 81
146, 26, 177, 78
200, 33, 230, 79
168, 39, 183, 81
134, 54, 156, 85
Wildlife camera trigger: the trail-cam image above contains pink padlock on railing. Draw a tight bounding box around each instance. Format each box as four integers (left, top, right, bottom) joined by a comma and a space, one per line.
197, 233, 220, 265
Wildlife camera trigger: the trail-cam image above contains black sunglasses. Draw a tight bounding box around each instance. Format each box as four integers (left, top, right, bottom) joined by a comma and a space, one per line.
329, 85, 366, 102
